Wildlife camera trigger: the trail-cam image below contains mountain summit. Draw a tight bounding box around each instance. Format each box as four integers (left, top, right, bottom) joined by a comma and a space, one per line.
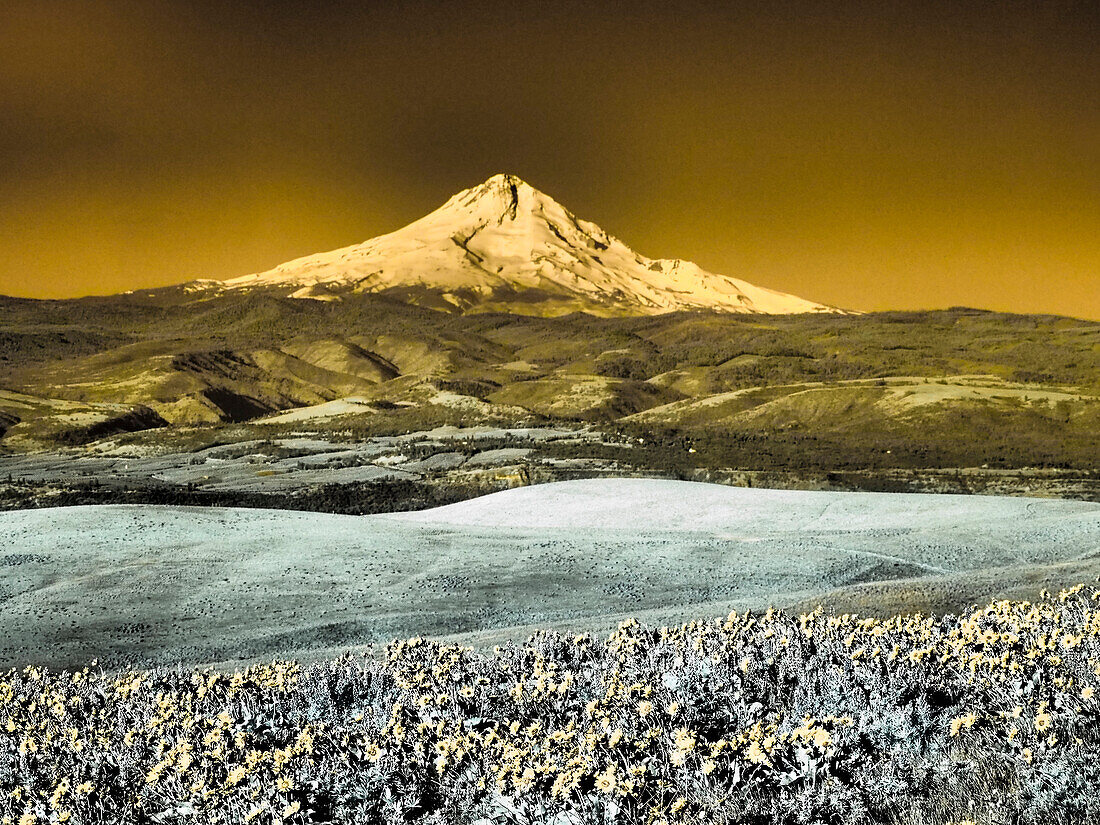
208, 173, 843, 316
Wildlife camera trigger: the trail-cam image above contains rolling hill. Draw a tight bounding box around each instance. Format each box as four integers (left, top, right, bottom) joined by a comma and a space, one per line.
0, 300, 1098, 481
0, 176, 1096, 481
2, 478, 1098, 669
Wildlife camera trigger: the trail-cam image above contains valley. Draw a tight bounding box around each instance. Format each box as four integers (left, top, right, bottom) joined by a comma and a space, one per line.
3, 421, 1099, 514
1, 174, 1098, 675
3, 5, 1096, 819
2, 302, 1098, 499
2, 175, 1096, 501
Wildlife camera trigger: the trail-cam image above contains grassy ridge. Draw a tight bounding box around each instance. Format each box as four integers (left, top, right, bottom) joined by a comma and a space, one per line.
2, 588, 1099, 824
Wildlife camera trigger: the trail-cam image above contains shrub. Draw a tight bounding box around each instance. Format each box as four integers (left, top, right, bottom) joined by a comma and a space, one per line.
2, 588, 1100, 823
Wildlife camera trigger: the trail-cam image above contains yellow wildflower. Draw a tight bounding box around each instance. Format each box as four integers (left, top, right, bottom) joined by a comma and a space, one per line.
1034, 711, 1052, 733
595, 764, 617, 794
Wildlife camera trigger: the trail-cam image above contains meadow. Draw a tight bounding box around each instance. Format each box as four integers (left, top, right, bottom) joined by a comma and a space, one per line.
3, 587, 1099, 824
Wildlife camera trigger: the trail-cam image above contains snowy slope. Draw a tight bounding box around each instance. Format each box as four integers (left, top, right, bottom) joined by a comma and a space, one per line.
388, 478, 1100, 532
2, 479, 1099, 667
210, 174, 843, 316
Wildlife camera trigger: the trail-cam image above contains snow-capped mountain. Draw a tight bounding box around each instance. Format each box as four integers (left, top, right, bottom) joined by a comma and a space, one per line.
202, 174, 844, 316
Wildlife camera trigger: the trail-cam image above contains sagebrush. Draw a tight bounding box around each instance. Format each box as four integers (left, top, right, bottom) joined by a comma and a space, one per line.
3, 587, 1100, 824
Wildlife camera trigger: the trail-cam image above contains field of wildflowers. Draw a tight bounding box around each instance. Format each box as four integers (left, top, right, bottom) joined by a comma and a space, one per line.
3, 586, 1100, 824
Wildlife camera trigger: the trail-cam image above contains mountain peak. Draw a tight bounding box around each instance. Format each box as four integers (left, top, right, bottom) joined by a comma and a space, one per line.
217, 175, 847, 317
435, 173, 536, 223
481, 172, 529, 190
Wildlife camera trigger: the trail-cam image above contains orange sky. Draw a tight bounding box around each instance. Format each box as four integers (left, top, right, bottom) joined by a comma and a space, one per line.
1, 0, 1097, 318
